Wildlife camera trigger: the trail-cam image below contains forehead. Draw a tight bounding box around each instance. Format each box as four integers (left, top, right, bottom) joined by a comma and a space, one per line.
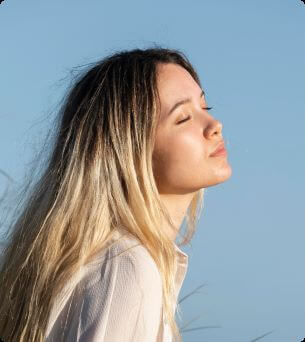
156, 63, 203, 107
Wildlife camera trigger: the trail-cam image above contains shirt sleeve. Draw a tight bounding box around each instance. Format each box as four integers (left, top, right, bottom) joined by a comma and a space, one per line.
47, 249, 163, 342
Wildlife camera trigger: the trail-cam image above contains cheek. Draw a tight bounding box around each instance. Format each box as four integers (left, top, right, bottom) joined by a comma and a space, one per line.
153, 126, 232, 191
153, 129, 207, 179
170, 130, 207, 163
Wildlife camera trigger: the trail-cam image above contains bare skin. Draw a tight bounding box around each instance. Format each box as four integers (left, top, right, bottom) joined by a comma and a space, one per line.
152, 63, 232, 241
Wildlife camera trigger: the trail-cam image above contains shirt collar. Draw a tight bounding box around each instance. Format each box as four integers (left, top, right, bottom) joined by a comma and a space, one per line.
173, 242, 189, 307
174, 242, 188, 265
116, 224, 189, 266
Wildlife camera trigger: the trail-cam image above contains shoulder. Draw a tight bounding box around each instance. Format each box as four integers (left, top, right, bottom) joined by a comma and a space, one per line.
82, 231, 163, 295
46, 231, 164, 340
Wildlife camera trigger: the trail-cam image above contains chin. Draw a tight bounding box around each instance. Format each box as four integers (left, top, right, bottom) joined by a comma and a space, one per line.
205, 167, 233, 188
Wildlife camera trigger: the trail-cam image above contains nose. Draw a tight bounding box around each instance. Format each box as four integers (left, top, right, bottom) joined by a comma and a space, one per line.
204, 117, 223, 139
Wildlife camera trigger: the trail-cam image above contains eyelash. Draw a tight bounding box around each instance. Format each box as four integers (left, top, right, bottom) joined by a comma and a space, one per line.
177, 106, 213, 124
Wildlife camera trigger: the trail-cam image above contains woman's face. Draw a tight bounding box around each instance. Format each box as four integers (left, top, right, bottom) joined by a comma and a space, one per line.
153, 63, 232, 195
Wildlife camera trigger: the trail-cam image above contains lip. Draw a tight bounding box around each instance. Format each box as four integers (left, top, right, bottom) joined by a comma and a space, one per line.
209, 142, 227, 157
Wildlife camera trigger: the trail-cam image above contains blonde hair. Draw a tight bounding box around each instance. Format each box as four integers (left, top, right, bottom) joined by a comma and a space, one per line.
0, 46, 205, 341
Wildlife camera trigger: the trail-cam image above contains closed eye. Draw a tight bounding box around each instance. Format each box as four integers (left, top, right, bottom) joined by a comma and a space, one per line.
177, 116, 191, 124
177, 106, 213, 124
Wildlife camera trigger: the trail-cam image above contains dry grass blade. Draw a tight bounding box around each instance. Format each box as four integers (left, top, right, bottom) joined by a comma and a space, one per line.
178, 282, 221, 335
181, 325, 222, 333
0, 168, 16, 205
179, 312, 207, 330
178, 282, 207, 305
249, 330, 275, 341
0, 169, 15, 184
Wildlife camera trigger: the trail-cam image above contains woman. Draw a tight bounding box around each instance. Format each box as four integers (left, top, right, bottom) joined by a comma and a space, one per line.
0, 47, 232, 341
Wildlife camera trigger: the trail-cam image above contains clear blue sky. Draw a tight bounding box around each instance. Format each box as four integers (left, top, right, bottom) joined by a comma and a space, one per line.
1, 1, 304, 341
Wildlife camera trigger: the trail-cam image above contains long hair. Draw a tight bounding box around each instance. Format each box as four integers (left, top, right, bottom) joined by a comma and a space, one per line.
0, 46, 205, 341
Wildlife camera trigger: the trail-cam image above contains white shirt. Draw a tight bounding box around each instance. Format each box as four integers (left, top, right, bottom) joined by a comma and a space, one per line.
45, 227, 188, 341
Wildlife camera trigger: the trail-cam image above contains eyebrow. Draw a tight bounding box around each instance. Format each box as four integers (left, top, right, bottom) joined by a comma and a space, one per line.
167, 89, 205, 117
